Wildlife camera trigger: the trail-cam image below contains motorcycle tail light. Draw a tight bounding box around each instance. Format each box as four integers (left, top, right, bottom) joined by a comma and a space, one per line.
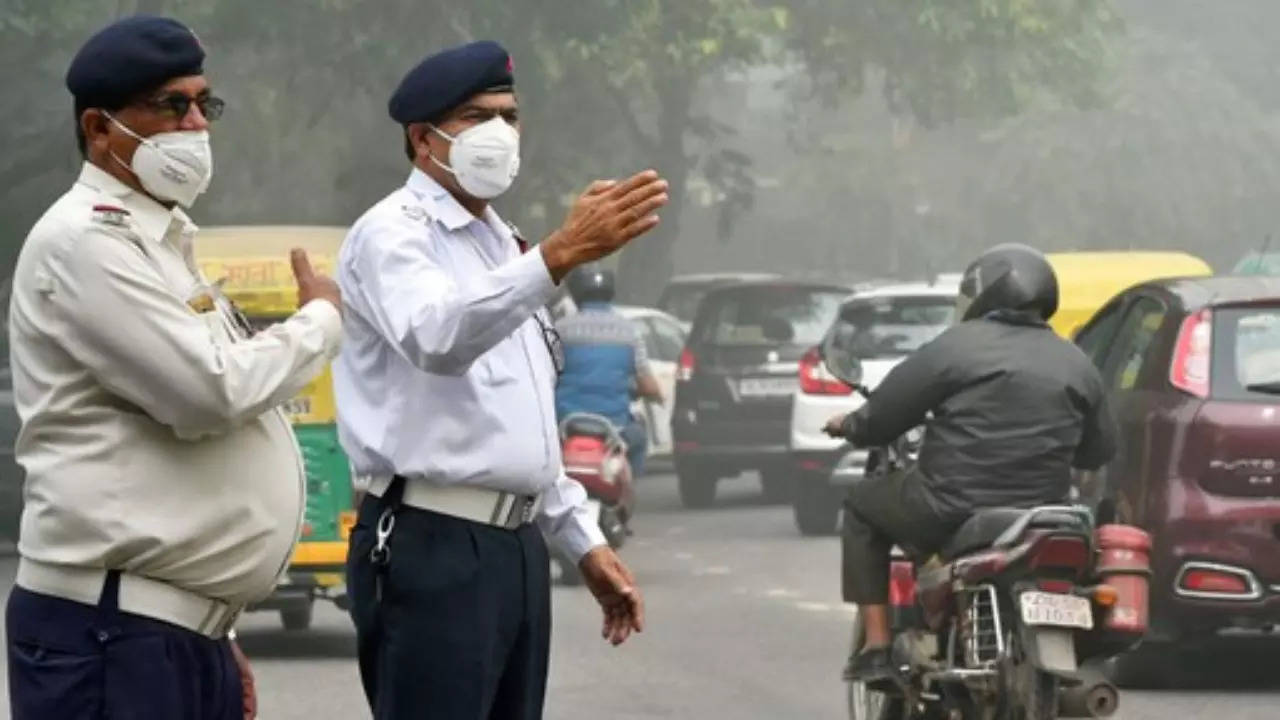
1037, 579, 1074, 594
888, 561, 917, 607
1028, 535, 1090, 571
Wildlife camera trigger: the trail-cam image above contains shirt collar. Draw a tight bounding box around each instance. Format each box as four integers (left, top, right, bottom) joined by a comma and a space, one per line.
76, 162, 196, 244
405, 167, 479, 232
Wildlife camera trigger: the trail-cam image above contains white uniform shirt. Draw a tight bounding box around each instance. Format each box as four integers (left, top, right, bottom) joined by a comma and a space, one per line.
334, 169, 606, 560
9, 163, 342, 606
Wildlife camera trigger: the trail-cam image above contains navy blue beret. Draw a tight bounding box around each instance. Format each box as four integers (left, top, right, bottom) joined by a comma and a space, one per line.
66, 15, 205, 109
388, 40, 514, 125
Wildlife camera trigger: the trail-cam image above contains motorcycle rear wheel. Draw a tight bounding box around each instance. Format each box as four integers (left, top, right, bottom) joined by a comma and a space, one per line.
999, 630, 1059, 720
846, 611, 906, 720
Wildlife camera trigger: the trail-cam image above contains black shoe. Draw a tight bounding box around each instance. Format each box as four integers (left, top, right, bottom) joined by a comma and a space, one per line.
844, 645, 896, 691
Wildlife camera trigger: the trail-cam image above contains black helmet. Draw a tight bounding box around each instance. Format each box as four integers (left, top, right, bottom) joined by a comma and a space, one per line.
567, 263, 615, 305
956, 243, 1059, 322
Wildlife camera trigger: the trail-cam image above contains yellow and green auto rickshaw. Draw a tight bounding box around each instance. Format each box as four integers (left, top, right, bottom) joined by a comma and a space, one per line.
1045, 250, 1213, 339
197, 225, 355, 631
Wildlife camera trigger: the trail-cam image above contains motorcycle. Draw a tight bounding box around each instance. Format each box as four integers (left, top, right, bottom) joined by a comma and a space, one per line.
554, 412, 635, 585
820, 340, 1150, 720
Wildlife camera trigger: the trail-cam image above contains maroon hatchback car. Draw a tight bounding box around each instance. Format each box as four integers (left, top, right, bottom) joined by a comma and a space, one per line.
1072, 276, 1280, 683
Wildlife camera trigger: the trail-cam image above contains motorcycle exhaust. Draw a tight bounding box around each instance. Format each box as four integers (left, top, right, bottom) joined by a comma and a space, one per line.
1058, 666, 1119, 718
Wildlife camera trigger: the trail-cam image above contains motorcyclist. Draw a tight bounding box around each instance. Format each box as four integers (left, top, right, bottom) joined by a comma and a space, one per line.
556, 263, 665, 478
822, 243, 1117, 685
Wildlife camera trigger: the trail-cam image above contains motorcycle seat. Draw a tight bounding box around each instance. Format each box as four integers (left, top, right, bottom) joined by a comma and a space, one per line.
940, 506, 1086, 561
561, 415, 616, 442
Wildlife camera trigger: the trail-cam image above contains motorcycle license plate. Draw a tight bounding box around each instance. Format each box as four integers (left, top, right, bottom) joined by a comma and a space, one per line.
1019, 591, 1093, 630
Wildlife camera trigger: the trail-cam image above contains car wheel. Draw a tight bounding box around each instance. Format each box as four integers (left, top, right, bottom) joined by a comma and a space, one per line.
794, 473, 840, 536
676, 460, 718, 509
280, 600, 314, 632
760, 468, 793, 504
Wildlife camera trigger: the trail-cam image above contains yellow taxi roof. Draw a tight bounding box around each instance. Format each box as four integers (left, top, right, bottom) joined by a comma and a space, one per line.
195, 225, 347, 317
1046, 250, 1213, 338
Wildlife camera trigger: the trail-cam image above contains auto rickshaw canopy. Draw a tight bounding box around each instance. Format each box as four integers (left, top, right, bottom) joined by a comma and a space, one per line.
1045, 251, 1213, 339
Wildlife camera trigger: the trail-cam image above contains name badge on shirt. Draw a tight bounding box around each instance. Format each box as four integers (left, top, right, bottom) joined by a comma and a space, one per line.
186, 287, 217, 314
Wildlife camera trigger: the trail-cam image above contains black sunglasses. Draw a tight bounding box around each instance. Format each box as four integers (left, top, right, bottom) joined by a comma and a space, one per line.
139, 93, 226, 122
533, 312, 565, 377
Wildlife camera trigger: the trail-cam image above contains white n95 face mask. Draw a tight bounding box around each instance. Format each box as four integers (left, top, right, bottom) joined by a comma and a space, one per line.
429, 117, 521, 200
106, 113, 213, 208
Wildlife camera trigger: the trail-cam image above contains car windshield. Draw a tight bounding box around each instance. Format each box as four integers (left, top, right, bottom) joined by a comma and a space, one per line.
828, 295, 955, 359
702, 287, 847, 347
1217, 306, 1280, 399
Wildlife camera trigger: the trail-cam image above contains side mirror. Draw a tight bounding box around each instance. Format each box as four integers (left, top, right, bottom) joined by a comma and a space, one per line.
820, 331, 864, 387
761, 316, 794, 343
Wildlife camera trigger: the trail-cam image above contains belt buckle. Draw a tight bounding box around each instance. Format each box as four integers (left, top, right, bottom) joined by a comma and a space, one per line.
501, 495, 536, 529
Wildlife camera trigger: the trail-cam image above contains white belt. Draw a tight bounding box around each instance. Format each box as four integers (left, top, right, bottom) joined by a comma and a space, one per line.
16, 558, 241, 639
367, 476, 541, 530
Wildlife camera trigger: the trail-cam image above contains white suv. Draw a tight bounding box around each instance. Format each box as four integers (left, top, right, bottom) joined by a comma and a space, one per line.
788, 279, 958, 535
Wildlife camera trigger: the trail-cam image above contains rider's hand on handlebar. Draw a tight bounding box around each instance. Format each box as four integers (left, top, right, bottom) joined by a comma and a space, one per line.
823, 413, 849, 439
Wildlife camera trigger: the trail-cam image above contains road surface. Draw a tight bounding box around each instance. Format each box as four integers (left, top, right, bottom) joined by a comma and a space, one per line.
0, 472, 1276, 718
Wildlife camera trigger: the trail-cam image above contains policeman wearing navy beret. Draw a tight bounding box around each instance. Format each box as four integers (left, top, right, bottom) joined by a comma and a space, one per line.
336, 40, 669, 718
7, 15, 344, 719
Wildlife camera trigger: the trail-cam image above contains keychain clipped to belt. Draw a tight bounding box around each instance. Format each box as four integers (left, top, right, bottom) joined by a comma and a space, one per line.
370, 475, 406, 603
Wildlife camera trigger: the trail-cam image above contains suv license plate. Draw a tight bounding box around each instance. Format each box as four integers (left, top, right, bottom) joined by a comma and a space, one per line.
1019, 591, 1093, 629
738, 377, 796, 397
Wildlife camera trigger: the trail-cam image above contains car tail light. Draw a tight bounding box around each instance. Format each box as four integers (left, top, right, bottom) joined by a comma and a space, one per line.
1176, 562, 1260, 599
678, 348, 696, 382
798, 346, 852, 396
888, 560, 916, 607
1028, 536, 1090, 571
1170, 309, 1212, 398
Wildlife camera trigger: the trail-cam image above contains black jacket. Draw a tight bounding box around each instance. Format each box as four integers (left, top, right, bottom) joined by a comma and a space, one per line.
842, 312, 1116, 521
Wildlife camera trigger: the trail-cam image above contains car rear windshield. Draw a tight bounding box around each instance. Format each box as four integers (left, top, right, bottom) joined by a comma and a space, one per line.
658, 284, 714, 325
828, 295, 955, 359
698, 286, 847, 347
1212, 306, 1280, 401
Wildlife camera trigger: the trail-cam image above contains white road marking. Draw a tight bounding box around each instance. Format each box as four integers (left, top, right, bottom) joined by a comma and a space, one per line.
795, 601, 833, 612
764, 588, 799, 598
674, 552, 694, 561
694, 566, 731, 576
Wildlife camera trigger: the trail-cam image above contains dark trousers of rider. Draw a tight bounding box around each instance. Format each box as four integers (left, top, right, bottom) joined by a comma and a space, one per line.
842, 468, 962, 604
621, 420, 648, 478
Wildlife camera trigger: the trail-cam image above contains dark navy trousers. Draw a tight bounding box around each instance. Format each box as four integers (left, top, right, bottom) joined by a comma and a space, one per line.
6, 571, 241, 720
347, 494, 552, 720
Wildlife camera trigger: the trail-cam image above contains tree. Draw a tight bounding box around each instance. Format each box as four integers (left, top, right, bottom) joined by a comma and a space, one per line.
551, 0, 787, 300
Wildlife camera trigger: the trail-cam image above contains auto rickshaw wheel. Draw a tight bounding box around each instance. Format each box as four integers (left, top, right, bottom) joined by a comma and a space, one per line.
281, 599, 315, 631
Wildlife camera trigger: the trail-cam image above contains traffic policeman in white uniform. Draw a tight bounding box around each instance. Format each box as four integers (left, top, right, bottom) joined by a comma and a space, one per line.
5, 15, 342, 720
336, 41, 668, 719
